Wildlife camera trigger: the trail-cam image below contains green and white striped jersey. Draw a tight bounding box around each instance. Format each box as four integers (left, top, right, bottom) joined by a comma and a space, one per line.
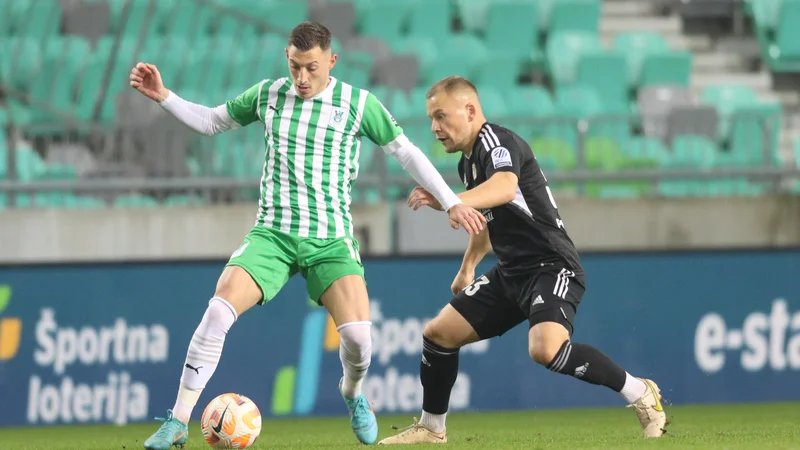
226, 77, 400, 239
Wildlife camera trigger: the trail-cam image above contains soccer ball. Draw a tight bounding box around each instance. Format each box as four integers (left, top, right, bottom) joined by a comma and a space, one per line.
201, 393, 262, 449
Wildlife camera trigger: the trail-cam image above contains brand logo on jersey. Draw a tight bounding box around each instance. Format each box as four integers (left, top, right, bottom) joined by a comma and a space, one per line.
472, 163, 477, 180
491, 147, 512, 169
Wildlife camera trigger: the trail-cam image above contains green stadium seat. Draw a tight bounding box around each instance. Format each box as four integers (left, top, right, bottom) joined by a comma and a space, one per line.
700, 84, 761, 140
407, 0, 450, 42
105, 0, 161, 37
612, 32, 669, 87
531, 137, 576, 190
623, 136, 670, 168
160, 0, 216, 39
392, 37, 438, 75
727, 103, 782, 167
113, 194, 159, 208
505, 85, 555, 141
471, 54, 521, 89
575, 51, 629, 112
6, 0, 62, 42
263, 0, 309, 35
455, 0, 494, 32
483, 1, 542, 69
0, 37, 41, 91
658, 135, 718, 197
547, 0, 600, 34
546, 32, 602, 85
639, 51, 693, 87
357, 2, 409, 44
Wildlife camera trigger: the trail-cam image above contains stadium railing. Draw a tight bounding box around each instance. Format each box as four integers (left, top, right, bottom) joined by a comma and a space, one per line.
1, 0, 799, 210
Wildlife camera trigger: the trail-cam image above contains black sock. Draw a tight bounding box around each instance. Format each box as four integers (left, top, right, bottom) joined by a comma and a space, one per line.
420, 336, 459, 414
547, 340, 626, 392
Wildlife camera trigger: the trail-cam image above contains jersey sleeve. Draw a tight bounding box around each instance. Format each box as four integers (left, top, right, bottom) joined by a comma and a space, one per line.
477, 129, 522, 179
357, 92, 404, 146
225, 80, 268, 127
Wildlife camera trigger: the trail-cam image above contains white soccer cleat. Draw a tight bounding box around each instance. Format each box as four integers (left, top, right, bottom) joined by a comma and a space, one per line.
377, 418, 447, 445
628, 378, 668, 438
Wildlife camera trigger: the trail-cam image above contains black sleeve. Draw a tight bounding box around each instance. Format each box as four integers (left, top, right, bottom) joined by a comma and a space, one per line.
477, 129, 522, 179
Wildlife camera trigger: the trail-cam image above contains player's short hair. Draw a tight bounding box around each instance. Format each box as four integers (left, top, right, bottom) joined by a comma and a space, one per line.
288, 21, 332, 52
426, 76, 479, 99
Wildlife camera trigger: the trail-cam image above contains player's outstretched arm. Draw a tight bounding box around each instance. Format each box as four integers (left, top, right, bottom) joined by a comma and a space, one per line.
358, 92, 486, 234
129, 62, 239, 136
456, 172, 518, 210
451, 228, 491, 295
407, 171, 517, 211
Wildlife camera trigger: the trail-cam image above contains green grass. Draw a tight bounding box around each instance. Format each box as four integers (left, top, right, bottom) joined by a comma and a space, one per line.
4, 402, 800, 449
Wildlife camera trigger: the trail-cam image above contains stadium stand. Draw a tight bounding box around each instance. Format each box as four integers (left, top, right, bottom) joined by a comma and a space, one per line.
0, 0, 799, 209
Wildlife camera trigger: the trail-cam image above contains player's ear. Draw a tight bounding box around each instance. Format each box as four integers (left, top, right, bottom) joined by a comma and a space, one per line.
329, 53, 338, 70
466, 103, 476, 121
285, 48, 289, 60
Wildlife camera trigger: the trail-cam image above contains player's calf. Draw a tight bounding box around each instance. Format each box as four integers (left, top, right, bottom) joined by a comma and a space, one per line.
529, 322, 667, 437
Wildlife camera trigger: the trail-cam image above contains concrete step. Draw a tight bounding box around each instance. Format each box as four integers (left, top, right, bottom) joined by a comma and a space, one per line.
692, 52, 750, 72
601, 0, 655, 17
691, 71, 773, 91
600, 16, 682, 35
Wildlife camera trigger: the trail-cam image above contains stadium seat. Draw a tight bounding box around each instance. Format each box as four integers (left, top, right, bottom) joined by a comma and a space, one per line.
665, 105, 720, 145
392, 36, 438, 77
455, 0, 494, 32
547, 0, 601, 34
546, 32, 602, 85
5, 0, 62, 42
575, 51, 629, 112
357, 2, 409, 44
407, 0, 449, 42
612, 32, 670, 87
639, 51, 693, 87
483, 1, 542, 69
658, 135, 719, 197
638, 85, 693, 140
0, 37, 42, 91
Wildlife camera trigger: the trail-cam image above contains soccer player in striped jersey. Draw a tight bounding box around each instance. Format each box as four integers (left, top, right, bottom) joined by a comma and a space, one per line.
130, 22, 486, 449
378, 76, 667, 445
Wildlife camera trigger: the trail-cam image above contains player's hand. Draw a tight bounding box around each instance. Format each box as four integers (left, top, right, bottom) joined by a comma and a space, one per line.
407, 186, 443, 211
447, 203, 486, 235
129, 62, 169, 103
451, 269, 474, 296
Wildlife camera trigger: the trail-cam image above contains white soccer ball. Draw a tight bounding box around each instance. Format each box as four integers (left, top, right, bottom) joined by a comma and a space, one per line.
201, 393, 262, 449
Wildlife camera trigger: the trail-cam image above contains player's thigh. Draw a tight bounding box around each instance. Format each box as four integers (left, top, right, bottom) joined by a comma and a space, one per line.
299, 236, 367, 324
448, 266, 526, 343
522, 268, 584, 361
222, 227, 299, 315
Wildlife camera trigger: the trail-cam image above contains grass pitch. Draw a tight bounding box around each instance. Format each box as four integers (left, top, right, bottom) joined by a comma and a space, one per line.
4, 402, 799, 449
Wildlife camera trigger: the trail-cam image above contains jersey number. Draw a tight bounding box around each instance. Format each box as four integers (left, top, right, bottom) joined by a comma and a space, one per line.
465, 275, 490, 296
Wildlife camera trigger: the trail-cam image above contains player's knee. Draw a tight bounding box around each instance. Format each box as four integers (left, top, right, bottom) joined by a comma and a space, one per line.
338, 321, 372, 367
200, 297, 238, 331
423, 319, 461, 349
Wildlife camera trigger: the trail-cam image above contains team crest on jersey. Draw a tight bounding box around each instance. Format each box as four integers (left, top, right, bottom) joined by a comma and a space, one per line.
329, 107, 348, 131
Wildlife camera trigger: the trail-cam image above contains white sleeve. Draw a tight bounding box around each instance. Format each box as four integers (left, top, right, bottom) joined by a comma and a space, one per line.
158, 91, 240, 136
382, 134, 462, 211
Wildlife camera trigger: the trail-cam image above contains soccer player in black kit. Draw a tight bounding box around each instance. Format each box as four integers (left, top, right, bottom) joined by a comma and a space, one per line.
378, 76, 667, 445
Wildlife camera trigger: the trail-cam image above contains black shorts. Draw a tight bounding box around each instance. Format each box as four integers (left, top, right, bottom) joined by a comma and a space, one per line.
450, 265, 585, 340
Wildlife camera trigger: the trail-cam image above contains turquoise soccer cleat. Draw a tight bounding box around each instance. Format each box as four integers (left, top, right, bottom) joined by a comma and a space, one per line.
143, 410, 189, 450
339, 377, 379, 445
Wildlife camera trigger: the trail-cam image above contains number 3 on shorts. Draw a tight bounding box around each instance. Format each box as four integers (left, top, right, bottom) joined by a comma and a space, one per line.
344, 238, 361, 263
465, 275, 490, 296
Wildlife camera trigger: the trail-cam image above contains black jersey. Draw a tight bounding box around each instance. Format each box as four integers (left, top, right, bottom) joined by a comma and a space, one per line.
458, 122, 584, 280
